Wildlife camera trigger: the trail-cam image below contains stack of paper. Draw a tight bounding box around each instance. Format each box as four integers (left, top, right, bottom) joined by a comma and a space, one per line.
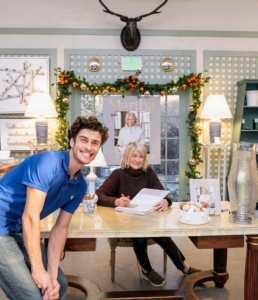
115, 188, 169, 215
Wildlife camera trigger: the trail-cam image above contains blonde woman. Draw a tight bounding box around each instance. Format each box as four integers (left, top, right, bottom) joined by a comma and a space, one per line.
96, 142, 200, 287
116, 112, 144, 151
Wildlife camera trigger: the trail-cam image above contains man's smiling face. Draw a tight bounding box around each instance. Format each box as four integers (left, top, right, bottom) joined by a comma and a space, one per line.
69, 129, 102, 166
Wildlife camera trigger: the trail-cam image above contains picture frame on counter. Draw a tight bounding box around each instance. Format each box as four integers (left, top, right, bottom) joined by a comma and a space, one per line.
189, 178, 221, 215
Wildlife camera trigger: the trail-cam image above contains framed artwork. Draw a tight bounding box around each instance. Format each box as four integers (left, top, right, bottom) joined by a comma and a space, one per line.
189, 178, 221, 215
103, 95, 161, 165
0, 57, 49, 113
0, 119, 56, 151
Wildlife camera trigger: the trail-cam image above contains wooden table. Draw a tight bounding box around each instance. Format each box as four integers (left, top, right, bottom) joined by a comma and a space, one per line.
41, 202, 258, 300
0, 163, 17, 175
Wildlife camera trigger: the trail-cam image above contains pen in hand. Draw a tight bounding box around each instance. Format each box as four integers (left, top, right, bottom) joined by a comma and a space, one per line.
120, 194, 130, 207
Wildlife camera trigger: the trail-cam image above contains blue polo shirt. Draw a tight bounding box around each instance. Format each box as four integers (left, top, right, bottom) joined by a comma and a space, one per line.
0, 151, 87, 236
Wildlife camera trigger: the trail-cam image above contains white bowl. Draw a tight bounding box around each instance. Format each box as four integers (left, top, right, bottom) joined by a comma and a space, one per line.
177, 207, 210, 225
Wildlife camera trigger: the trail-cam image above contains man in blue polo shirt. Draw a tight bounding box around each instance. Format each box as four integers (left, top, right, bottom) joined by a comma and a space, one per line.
0, 116, 109, 300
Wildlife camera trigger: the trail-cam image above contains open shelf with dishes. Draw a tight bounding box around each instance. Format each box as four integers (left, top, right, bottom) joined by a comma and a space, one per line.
232, 80, 258, 163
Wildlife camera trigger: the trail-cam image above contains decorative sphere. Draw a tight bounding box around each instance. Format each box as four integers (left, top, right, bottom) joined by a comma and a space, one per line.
103, 89, 109, 96
62, 97, 69, 103
172, 86, 178, 93
188, 158, 196, 165
188, 105, 194, 112
195, 129, 202, 136
144, 90, 150, 97
80, 83, 87, 90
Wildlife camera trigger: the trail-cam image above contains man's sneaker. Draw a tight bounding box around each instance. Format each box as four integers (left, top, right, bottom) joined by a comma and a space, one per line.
182, 266, 201, 275
142, 269, 165, 287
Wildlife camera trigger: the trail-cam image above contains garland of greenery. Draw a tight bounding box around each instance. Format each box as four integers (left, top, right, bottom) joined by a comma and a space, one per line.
54, 68, 210, 179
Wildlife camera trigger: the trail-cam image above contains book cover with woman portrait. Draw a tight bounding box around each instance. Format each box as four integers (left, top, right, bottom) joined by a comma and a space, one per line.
103, 95, 161, 165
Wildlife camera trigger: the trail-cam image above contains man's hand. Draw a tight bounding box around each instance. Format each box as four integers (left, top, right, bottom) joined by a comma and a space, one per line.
31, 267, 53, 298
42, 278, 60, 300
114, 196, 130, 207
153, 199, 169, 211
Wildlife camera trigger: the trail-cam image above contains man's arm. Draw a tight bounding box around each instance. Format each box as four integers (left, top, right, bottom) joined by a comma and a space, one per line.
22, 186, 54, 296
46, 209, 72, 280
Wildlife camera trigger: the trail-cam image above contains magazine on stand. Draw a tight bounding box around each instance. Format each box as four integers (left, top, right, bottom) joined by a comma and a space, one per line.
115, 188, 169, 215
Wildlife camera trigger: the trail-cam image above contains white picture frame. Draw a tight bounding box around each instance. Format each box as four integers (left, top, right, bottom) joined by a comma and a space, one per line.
0, 57, 49, 113
189, 178, 221, 214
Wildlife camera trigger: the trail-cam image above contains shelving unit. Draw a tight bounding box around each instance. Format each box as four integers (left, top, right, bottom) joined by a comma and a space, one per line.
28, 142, 55, 156
232, 79, 258, 158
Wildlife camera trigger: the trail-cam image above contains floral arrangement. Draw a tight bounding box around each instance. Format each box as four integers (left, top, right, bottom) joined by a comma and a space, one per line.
53, 68, 210, 179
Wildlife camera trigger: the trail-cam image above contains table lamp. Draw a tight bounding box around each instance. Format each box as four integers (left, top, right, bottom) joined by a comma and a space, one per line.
200, 94, 232, 143
25, 92, 58, 144
85, 148, 107, 203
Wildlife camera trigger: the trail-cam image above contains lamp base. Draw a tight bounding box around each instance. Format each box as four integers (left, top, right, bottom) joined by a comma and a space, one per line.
35, 119, 48, 144
209, 117, 222, 143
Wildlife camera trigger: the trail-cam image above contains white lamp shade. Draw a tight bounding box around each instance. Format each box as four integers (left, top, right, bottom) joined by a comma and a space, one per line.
85, 148, 107, 167
200, 94, 233, 119
25, 92, 58, 117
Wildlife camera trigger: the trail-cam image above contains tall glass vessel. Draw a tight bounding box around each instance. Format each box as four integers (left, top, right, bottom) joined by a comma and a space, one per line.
228, 142, 258, 224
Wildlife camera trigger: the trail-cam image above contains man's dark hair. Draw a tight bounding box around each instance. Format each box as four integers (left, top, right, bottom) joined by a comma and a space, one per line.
68, 116, 109, 149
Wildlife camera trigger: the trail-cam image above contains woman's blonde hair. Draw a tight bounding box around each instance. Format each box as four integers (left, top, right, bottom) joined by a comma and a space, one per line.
120, 142, 148, 171
125, 112, 137, 125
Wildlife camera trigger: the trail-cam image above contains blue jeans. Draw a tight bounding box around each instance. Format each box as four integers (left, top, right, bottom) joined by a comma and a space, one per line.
0, 232, 68, 300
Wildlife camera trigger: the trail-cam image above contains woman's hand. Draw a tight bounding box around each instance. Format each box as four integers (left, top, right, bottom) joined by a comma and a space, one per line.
153, 199, 169, 211
114, 196, 130, 207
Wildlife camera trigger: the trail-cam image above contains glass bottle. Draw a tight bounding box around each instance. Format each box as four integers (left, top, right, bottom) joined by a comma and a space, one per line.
228, 142, 258, 224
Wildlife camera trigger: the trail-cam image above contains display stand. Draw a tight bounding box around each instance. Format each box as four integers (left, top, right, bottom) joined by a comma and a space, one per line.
202, 143, 230, 200
28, 142, 55, 155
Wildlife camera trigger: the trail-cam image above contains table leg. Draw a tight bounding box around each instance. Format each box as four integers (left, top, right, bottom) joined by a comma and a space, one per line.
212, 248, 229, 288
245, 236, 258, 300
